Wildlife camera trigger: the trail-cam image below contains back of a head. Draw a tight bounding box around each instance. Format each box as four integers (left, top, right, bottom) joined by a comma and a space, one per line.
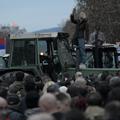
42, 75, 52, 84
65, 109, 86, 120
105, 101, 120, 120
75, 72, 83, 80
67, 85, 80, 97
28, 113, 55, 120
96, 81, 110, 100
0, 97, 8, 110
74, 77, 87, 88
108, 87, 120, 102
43, 81, 55, 93
15, 71, 24, 81
24, 75, 35, 83
47, 84, 59, 94
59, 86, 68, 94
39, 93, 58, 112
55, 92, 71, 112
87, 92, 102, 106
56, 92, 71, 104
109, 76, 120, 88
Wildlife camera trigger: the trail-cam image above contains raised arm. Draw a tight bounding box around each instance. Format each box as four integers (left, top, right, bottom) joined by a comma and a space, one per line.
70, 8, 78, 24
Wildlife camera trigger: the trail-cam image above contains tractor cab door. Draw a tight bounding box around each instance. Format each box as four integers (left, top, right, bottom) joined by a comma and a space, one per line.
37, 39, 61, 81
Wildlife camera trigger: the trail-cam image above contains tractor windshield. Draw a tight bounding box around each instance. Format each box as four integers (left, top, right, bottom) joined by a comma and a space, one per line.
11, 40, 35, 66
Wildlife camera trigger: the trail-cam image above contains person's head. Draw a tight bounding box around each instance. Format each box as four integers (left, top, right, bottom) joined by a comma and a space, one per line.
59, 86, 68, 94
86, 92, 102, 106
15, 71, 24, 81
109, 76, 120, 88
74, 77, 87, 88
96, 81, 110, 102
47, 84, 59, 94
0, 97, 8, 111
104, 101, 120, 120
56, 92, 71, 112
28, 113, 55, 120
42, 75, 52, 84
75, 71, 83, 80
65, 109, 86, 120
42, 81, 55, 93
108, 87, 120, 102
39, 93, 58, 113
79, 11, 86, 20
67, 85, 80, 98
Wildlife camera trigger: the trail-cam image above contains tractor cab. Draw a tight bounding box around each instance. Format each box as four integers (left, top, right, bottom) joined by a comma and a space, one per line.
9, 32, 66, 77
7, 32, 73, 80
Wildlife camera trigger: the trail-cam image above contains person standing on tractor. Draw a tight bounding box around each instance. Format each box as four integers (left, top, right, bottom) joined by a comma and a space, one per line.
89, 26, 105, 68
70, 8, 89, 69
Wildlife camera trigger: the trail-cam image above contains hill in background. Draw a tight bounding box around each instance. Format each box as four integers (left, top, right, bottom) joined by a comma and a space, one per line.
34, 27, 62, 33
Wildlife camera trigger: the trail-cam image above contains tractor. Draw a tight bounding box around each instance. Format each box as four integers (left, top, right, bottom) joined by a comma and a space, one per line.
0, 32, 120, 81
0, 32, 74, 81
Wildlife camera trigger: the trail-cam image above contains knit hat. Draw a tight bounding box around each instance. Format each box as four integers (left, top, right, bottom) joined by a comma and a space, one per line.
75, 72, 83, 79
59, 86, 68, 93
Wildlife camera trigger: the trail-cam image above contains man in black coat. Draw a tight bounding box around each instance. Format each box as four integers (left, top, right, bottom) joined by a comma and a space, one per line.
70, 8, 89, 69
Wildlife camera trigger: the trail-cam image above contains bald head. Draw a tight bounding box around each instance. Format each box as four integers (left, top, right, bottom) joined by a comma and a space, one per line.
0, 97, 8, 110
39, 93, 58, 113
28, 113, 55, 120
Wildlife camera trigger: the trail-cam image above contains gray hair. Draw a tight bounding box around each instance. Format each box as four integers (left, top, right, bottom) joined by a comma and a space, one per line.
28, 113, 55, 120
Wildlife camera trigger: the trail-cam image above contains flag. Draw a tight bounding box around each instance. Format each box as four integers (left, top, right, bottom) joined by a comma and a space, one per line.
0, 38, 6, 56
0, 38, 5, 49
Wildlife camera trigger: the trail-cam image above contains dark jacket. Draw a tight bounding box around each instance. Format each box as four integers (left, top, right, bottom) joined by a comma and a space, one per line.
70, 14, 89, 45
9, 109, 26, 120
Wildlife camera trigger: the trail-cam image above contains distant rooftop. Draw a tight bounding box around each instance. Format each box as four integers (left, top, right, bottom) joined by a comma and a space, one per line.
34, 27, 63, 33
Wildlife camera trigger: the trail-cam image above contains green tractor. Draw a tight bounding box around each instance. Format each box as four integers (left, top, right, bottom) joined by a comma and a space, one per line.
1, 32, 75, 81
1, 32, 120, 81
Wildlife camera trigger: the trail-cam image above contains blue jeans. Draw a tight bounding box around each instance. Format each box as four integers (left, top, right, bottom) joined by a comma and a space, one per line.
76, 38, 86, 65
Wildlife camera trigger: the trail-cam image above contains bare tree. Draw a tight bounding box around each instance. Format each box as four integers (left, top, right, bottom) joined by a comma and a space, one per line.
87, 0, 120, 43
63, 0, 120, 43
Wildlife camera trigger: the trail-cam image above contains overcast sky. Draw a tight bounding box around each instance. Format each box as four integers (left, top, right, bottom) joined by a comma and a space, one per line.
0, 0, 75, 32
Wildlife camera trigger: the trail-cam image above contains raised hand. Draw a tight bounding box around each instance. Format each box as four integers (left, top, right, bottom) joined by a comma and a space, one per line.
72, 7, 76, 15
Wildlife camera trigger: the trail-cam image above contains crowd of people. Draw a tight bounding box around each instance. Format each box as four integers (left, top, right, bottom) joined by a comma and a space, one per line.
0, 70, 119, 120
0, 6, 119, 120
